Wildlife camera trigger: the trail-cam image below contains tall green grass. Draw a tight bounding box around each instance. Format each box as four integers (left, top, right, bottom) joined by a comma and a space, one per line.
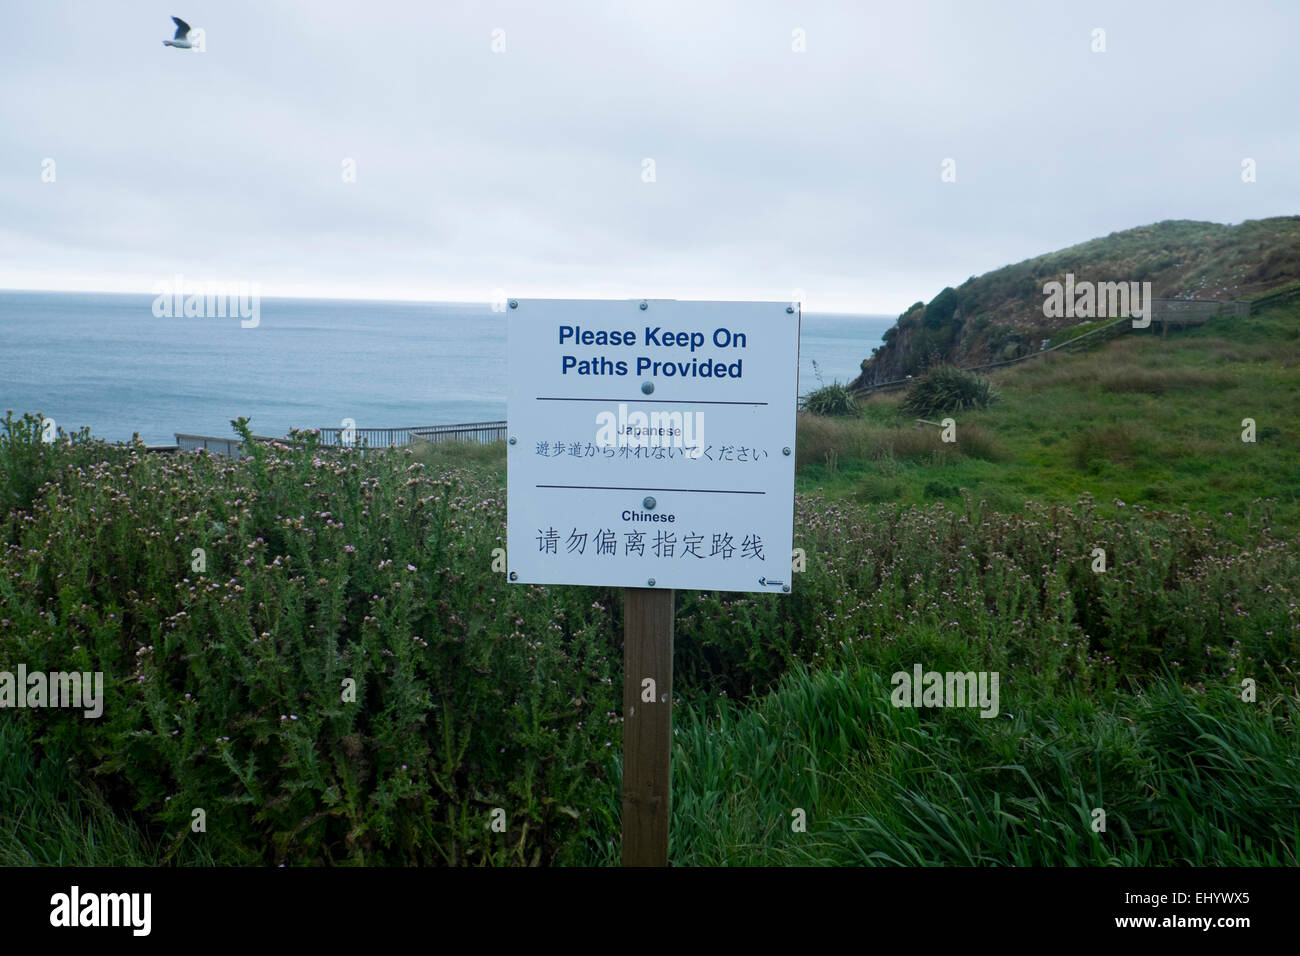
0, 717, 218, 865
579, 666, 1299, 866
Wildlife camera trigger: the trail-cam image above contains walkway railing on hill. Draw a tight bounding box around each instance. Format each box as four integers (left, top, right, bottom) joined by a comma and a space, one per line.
807, 296, 1254, 407
1247, 280, 1300, 312
163, 421, 508, 456
1155, 298, 1250, 324
174, 432, 278, 456
414, 421, 508, 444
314, 422, 507, 447
816, 314, 1133, 404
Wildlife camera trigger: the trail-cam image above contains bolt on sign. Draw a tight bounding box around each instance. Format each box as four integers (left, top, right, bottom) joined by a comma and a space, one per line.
507, 299, 799, 593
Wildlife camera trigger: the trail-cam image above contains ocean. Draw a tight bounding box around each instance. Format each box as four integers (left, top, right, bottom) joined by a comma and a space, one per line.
0, 291, 894, 446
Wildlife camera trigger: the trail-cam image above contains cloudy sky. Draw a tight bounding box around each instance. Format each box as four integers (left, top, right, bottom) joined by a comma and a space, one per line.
1, 1, 1295, 314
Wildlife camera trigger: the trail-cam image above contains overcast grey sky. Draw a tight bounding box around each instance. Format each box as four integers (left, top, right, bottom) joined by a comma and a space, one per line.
1, 1, 1295, 313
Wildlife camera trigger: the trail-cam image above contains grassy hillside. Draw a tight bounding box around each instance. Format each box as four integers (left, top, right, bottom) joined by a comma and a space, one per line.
854, 216, 1300, 385
810, 298, 1300, 541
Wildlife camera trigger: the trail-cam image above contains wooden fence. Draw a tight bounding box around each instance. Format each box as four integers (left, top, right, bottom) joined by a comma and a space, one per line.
1248, 280, 1300, 313
1152, 298, 1250, 326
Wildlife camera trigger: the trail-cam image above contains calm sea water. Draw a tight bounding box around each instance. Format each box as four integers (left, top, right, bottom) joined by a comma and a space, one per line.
0, 291, 893, 445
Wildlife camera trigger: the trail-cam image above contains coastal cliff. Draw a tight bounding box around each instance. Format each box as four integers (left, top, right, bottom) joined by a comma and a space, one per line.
852, 217, 1300, 388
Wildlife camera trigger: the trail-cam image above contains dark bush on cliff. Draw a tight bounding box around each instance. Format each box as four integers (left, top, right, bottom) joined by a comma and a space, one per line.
900, 365, 998, 417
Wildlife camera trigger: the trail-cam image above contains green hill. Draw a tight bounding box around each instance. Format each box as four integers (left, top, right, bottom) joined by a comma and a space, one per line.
805, 296, 1300, 539
853, 216, 1300, 386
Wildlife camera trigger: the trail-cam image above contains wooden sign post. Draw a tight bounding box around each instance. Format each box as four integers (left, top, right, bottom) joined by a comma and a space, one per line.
506, 298, 798, 867
621, 587, 675, 866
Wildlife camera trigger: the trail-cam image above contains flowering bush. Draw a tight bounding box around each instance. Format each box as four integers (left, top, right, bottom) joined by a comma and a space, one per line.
1, 418, 619, 864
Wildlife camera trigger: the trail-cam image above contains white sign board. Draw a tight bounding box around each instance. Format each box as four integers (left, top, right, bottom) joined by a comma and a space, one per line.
507, 299, 799, 593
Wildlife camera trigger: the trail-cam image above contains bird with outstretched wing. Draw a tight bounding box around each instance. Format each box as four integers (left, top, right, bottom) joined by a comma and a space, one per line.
163, 16, 193, 48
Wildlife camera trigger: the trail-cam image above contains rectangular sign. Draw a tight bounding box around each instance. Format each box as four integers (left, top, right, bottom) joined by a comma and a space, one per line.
507, 298, 799, 593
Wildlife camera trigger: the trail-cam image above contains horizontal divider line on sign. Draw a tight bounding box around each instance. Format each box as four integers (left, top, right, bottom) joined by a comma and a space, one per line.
535, 397, 769, 405
535, 484, 765, 494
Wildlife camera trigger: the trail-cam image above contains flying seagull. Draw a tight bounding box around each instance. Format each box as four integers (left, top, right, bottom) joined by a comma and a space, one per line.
163, 16, 193, 48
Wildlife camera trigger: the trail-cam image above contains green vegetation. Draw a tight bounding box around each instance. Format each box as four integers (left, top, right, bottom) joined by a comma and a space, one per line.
2, 270, 1298, 867
0, 718, 218, 865
1047, 318, 1114, 347
586, 671, 1300, 866
803, 383, 859, 417
1, 417, 619, 865
804, 300, 1300, 541
803, 359, 860, 416
899, 366, 998, 418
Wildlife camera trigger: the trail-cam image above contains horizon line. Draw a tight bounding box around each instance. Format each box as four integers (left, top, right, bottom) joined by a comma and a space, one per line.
0, 283, 899, 318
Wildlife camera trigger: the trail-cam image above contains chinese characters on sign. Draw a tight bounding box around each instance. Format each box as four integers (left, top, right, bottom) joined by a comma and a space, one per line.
535, 526, 766, 561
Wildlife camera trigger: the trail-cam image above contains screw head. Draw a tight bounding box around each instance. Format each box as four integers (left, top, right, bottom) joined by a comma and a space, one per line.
641, 380, 654, 394
642, 496, 656, 510
508, 299, 518, 309
639, 300, 648, 310
647, 578, 655, 587
783, 446, 791, 455
508, 436, 517, 445
782, 585, 791, 593
509, 571, 518, 581
786, 305, 795, 314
